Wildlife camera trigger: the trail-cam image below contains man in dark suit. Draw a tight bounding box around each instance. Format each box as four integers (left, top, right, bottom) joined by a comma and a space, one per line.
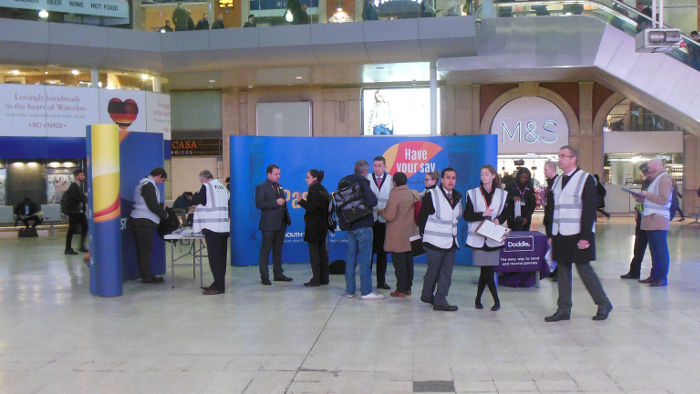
256, 164, 293, 285
64, 169, 88, 255
545, 145, 612, 322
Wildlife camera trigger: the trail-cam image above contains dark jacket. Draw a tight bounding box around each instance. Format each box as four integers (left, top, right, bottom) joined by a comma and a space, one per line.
212, 20, 224, 29
463, 184, 509, 251
362, 0, 378, 20
172, 6, 190, 30
299, 182, 330, 242
243, 21, 256, 27
14, 200, 39, 217
173, 193, 193, 210
255, 179, 291, 231
336, 174, 377, 231
64, 182, 86, 215
195, 18, 209, 30
543, 175, 557, 237
130, 182, 168, 229
416, 185, 462, 250
505, 179, 536, 230
545, 168, 598, 263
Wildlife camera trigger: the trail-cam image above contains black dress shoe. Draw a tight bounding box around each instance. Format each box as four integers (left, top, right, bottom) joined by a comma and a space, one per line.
202, 288, 225, 295
261, 278, 272, 285
304, 281, 320, 287
201, 283, 215, 290
544, 311, 571, 322
420, 296, 434, 305
475, 299, 484, 310
142, 276, 163, 284
377, 283, 391, 290
320, 281, 329, 285
65, 249, 79, 255
491, 303, 501, 312
274, 275, 293, 282
593, 304, 613, 321
433, 304, 458, 312
79, 247, 89, 253
620, 272, 640, 279
639, 276, 655, 284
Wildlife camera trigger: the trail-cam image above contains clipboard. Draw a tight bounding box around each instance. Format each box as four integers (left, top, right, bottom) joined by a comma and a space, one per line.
621, 187, 644, 199
474, 220, 511, 243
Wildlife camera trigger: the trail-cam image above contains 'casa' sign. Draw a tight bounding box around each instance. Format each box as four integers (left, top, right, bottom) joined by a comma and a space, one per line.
491, 97, 569, 154
171, 139, 221, 156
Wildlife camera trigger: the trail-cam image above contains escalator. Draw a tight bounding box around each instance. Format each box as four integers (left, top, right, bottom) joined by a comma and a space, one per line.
439, 0, 700, 131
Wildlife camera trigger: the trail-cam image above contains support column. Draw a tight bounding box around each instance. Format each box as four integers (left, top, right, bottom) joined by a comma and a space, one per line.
471, 84, 481, 133
241, 0, 250, 27
90, 69, 99, 88
684, 134, 699, 213
430, 60, 438, 136
221, 88, 240, 181
576, 81, 602, 177
152, 77, 162, 93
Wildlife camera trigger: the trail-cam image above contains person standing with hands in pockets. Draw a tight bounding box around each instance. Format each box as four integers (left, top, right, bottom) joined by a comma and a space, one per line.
464, 165, 509, 311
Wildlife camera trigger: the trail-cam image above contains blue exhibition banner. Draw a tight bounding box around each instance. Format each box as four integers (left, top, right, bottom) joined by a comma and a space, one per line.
230, 135, 498, 267
119, 131, 166, 281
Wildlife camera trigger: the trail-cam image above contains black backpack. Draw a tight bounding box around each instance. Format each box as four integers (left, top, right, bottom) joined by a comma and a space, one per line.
158, 207, 181, 240
327, 197, 338, 233
333, 179, 371, 228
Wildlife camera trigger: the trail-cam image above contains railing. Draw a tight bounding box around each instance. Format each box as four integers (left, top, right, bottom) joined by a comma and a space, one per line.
476, 0, 700, 71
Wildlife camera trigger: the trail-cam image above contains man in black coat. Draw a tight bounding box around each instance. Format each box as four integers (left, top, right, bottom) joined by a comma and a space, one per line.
255, 164, 292, 285
14, 197, 42, 228
64, 169, 88, 255
545, 145, 612, 322
195, 13, 209, 30
505, 167, 536, 231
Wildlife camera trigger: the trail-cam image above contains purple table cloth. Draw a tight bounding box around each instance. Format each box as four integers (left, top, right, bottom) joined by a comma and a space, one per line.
495, 231, 551, 287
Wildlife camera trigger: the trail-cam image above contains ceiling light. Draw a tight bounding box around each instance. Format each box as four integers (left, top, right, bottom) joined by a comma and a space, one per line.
208, 79, 216, 83
71, 69, 79, 75
44, 71, 48, 75
38, 9, 49, 19
141, 73, 149, 81
247, 85, 253, 89
295, 76, 303, 80
10, 70, 20, 75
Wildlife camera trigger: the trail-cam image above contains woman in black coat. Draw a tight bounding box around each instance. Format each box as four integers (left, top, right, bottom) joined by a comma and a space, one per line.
299, 169, 331, 287
505, 167, 536, 231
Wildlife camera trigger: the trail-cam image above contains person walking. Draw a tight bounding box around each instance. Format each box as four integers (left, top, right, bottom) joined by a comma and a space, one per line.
545, 145, 612, 322
378, 172, 419, 297
594, 174, 611, 219
464, 164, 508, 311
64, 169, 88, 255
417, 168, 462, 311
299, 169, 331, 287
192, 170, 230, 295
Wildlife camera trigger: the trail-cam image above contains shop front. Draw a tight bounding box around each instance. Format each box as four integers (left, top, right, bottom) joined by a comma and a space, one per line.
490, 96, 569, 210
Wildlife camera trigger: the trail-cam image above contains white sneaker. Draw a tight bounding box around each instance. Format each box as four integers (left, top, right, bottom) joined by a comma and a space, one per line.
360, 292, 385, 300
345, 293, 355, 298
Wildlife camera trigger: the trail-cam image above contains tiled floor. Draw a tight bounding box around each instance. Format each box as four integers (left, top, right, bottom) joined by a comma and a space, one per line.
1, 216, 699, 393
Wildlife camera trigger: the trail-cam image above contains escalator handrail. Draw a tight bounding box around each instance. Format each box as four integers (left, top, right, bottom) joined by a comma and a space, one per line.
475, 0, 700, 54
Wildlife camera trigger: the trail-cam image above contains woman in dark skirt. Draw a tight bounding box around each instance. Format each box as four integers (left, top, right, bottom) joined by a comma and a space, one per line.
299, 169, 331, 287
464, 164, 509, 311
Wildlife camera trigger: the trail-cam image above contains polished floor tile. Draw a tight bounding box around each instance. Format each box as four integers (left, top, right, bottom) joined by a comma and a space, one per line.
0, 217, 699, 393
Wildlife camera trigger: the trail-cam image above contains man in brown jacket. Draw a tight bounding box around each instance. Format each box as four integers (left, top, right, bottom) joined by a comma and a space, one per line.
378, 172, 419, 297
638, 158, 673, 287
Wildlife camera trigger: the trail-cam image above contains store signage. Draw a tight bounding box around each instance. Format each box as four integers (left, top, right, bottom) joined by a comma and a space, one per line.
491, 97, 569, 154
171, 139, 221, 156
0, 84, 170, 138
0, 0, 129, 18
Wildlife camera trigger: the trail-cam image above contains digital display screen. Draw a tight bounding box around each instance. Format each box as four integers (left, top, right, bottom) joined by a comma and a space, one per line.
362, 88, 440, 136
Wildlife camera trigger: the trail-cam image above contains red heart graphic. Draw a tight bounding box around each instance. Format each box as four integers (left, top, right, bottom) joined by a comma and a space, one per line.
107, 98, 139, 131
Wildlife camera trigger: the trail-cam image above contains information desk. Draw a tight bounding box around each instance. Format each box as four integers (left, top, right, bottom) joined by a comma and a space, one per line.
164, 229, 207, 288
495, 231, 550, 288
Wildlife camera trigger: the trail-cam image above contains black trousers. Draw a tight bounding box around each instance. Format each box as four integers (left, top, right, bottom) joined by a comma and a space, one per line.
204, 230, 229, 291
476, 266, 499, 304
131, 224, 156, 279
391, 251, 413, 293
628, 218, 648, 276
65, 213, 87, 251
371, 221, 387, 285
307, 240, 329, 285
259, 229, 285, 279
